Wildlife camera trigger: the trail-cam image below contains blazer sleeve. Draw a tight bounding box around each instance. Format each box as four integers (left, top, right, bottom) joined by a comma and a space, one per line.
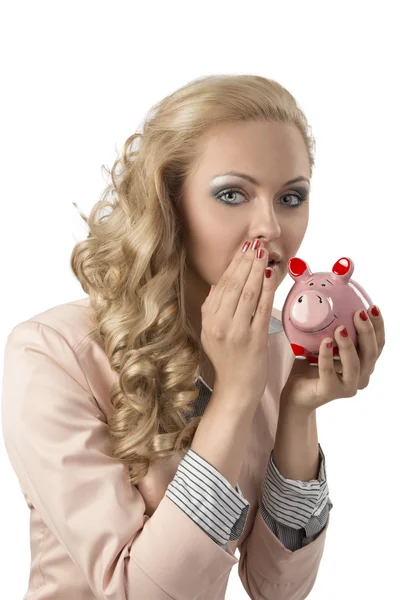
1, 321, 241, 600
165, 441, 332, 555
259, 444, 333, 551
237, 453, 331, 599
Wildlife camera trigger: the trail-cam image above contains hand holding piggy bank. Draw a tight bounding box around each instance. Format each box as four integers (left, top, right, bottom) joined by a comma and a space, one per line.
281, 257, 374, 365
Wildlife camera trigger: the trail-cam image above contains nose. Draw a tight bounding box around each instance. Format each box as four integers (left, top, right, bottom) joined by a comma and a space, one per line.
290, 291, 333, 332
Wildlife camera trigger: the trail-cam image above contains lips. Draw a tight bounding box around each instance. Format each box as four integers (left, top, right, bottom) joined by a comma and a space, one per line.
265, 251, 282, 264
255, 243, 282, 264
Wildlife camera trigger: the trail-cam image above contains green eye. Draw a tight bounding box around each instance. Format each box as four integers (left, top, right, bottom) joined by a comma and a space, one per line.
214, 187, 308, 208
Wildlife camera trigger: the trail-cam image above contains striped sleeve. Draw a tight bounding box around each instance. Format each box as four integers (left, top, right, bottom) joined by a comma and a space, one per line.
260, 443, 333, 551
165, 448, 250, 548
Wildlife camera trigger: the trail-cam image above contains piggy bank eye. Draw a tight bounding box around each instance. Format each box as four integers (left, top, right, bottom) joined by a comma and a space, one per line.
321, 284, 326, 286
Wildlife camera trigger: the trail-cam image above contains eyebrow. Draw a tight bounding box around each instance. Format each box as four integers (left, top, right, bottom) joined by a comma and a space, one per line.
305, 278, 333, 285
211, 171, 310, 187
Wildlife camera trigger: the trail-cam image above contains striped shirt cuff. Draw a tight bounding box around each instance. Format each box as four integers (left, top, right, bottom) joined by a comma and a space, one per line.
261, 443, 332, 531
166, 448, 250, 547
259, 499, 332, 551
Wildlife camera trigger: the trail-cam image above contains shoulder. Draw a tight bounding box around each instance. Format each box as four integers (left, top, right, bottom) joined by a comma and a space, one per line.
6, 296, 98, 355
4, 297, 107, 400
3, 297, 115, 427
4, 298, 123, 422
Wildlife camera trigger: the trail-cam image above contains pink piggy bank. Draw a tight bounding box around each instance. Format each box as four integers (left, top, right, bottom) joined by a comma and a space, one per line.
281, 256, 374, 366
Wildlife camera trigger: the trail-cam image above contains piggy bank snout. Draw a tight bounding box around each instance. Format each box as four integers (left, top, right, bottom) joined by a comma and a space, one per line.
290, 291, 334, 332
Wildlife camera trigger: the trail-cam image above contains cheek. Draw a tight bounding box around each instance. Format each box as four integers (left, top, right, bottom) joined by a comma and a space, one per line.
188, 230, 233, 282
278, 222, 307, 268
195, 238, 226, 272
185, 218, 221, 268
282, 213, 308, 243
188, 210, 226, 252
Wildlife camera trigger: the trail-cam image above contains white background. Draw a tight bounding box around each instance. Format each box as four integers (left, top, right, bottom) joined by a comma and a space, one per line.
0, 1, 398, 598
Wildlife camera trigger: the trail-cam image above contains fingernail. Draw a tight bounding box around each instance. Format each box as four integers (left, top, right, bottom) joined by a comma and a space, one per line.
340, 327, 348, 338
265, 268, 272, 278
326, 341, 333, 348
360, 310, 368, 321
371, 305, 380, 317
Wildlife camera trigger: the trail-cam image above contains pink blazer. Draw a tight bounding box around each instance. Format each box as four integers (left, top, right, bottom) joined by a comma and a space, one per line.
1, 297, 330, 599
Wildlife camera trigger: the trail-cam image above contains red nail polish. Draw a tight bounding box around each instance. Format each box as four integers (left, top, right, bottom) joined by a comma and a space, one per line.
371, 305, 380, 317
360, 310, 368, 321
326, 341, 333, 348
340, 327, 348, 338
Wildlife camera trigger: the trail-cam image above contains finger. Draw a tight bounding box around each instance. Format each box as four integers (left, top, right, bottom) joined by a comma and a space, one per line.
333, 325, 360, 395
206, 238, 252, 311
235, 245, 269, 324
251, 262, 276, 332
353, 308, 378, 379
215, 239, 265, 319
367, 305, 385, 359
316, 338, 340, 402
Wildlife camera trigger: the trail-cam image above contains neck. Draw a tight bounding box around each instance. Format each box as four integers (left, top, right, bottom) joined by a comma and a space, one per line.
183, 267, 214, 386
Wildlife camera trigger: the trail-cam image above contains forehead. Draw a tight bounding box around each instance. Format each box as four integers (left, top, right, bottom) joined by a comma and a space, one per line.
192, 120, 310, 187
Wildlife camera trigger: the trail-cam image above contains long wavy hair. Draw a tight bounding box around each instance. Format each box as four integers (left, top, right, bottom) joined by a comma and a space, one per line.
70, 74, 316, 486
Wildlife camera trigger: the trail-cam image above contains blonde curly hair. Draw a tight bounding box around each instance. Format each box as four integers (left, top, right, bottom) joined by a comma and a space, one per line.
70, 74, 316, 486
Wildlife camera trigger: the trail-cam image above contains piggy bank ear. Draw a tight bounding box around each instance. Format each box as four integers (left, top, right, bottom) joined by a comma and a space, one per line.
332, 257, 354, 281
288, 257, 312, 282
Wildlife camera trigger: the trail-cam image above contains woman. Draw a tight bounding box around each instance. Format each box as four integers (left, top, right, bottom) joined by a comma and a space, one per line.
1, 74, 385, 600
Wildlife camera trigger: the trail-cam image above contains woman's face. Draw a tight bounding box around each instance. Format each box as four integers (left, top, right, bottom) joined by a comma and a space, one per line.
179, 119, 311, 337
